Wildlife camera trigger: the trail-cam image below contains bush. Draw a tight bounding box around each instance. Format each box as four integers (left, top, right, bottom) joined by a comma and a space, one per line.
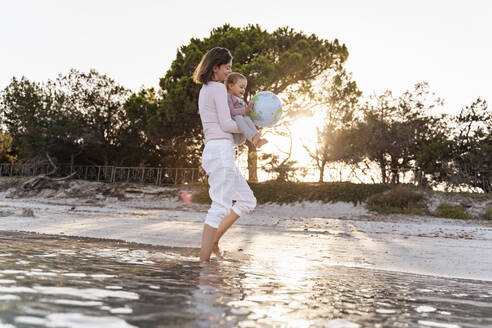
484, 207, 492, 220
434, 203, 470, 220
366, 186, 426, 214
192, 181, 390, 205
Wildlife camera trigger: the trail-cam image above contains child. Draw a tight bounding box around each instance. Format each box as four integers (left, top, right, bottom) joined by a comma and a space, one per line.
225, 73, 268, 148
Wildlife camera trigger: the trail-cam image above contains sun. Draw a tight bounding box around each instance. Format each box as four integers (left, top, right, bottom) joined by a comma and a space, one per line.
259, 113, 322, 166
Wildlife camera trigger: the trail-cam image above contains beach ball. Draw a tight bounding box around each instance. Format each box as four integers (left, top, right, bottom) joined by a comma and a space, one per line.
248, 91, 282, 127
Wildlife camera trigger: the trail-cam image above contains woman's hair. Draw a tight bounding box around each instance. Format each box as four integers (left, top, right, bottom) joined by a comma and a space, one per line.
192, 47, 232, 84
225, 72, 246, 88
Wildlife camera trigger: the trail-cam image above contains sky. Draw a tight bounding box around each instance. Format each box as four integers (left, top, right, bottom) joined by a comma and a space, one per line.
1, 0, 491, 170
1, 0, 491, 116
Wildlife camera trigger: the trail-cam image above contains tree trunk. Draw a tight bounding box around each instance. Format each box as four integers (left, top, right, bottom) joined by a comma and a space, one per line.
390, 157, 399, 184
318, 162, 326, 183
378, 156, 387, 184
247, 141, 258, 182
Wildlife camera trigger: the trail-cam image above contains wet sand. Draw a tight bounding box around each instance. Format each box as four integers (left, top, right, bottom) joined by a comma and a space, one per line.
1, 189, 491, 282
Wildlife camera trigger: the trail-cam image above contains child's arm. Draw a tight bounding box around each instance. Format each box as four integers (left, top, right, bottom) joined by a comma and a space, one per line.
244, 101, 255, 114
229, 95, 246, 116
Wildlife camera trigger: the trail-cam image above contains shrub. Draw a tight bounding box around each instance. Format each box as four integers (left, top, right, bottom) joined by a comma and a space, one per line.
192, 181, 390, 205
366, 186, 426, 213
484, 207, 492, 220
434, 203, 470, 220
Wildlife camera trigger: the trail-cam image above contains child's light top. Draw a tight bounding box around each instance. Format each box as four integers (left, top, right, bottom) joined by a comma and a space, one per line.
227, 93, 247, 116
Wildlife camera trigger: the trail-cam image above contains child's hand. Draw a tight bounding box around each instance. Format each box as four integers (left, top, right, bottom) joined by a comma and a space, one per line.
245, 101, 255, 114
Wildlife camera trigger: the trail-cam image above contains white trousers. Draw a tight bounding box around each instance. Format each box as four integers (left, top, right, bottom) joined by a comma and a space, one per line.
201, 139, 257, 228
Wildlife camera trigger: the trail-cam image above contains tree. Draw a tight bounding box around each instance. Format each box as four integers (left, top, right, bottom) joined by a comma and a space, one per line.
302, 70, 362, 182
122, 88, 163, 166
0, 70, 132, 165
451, 98, 491, 192
126, 24, 349, 178
337, 82, 445, 184
0, 76, 80, 163
52, 69, 131, 165
260, 134, 305, 182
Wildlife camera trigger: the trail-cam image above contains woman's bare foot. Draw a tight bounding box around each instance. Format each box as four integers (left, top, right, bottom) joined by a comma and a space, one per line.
212, 242, 224, 259
255, 138, 268, 148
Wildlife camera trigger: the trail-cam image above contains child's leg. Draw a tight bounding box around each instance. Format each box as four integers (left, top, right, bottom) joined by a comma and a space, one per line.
244, 116, 258, 134
234, 115, 258, 142
232, 132, 246, 146
244, 116, 268, 147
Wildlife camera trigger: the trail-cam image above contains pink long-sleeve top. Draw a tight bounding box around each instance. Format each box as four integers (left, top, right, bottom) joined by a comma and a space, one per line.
227, 93, 247, 116
198, 81, 241, 144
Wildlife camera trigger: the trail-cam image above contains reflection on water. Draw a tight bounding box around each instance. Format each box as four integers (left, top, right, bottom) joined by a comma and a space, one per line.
0, 231, 491, 327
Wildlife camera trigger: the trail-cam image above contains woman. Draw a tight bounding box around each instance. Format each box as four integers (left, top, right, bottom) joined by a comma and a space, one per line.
192, 47, 257, 261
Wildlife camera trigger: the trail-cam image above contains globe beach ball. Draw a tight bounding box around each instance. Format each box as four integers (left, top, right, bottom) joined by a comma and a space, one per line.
248, 91, 282, 127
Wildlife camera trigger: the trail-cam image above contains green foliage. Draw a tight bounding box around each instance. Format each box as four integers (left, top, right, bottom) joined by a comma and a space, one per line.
367, 204, 427, 216
0, 132, 16, 163
302, 70, 362, 182
193, 181, 390, 205
451, 98, 492, 192
125, 24, 349, 169
0, 70, 132, 165
122, 88, 163, 166
259, 152, 303, 182
333, 83, 446, 184
0, 76, 80, 162
433, 203, 471, 220
54, 69, 131, 165
483, 207, 492, 220
366, 186, 426, 213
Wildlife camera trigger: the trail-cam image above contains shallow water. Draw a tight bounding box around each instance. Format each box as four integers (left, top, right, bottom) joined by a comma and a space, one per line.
0, 231, 491, 328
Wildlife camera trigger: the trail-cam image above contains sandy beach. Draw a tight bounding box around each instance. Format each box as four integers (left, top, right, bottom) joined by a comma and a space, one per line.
1, 180, 491, 282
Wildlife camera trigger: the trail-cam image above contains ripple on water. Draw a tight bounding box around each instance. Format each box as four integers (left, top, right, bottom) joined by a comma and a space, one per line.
16, 313, 137, 328
0, 231, 491, 328
375, 308, 397, 314
109, 307, 133, 314
418, 320, 461, 328
62, 273, 87, 277
33, 286, 139, 300
416, 305, 437, 313
43, 299, 103, 307
0, 295, 20, 301
105, 285, 123, 290
313, 319, 361, 328
0, 321, 16, 328
90, 274, 115, 279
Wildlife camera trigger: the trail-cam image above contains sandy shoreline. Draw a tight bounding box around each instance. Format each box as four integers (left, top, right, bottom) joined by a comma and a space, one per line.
1, 182, 491, 282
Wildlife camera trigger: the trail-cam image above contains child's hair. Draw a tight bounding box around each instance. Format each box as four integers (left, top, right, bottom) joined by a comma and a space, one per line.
192, 47, 232, 84
225, 72, 246, 89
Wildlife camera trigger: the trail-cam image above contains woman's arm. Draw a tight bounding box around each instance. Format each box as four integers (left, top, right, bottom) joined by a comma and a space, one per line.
215, 85, 241, 133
